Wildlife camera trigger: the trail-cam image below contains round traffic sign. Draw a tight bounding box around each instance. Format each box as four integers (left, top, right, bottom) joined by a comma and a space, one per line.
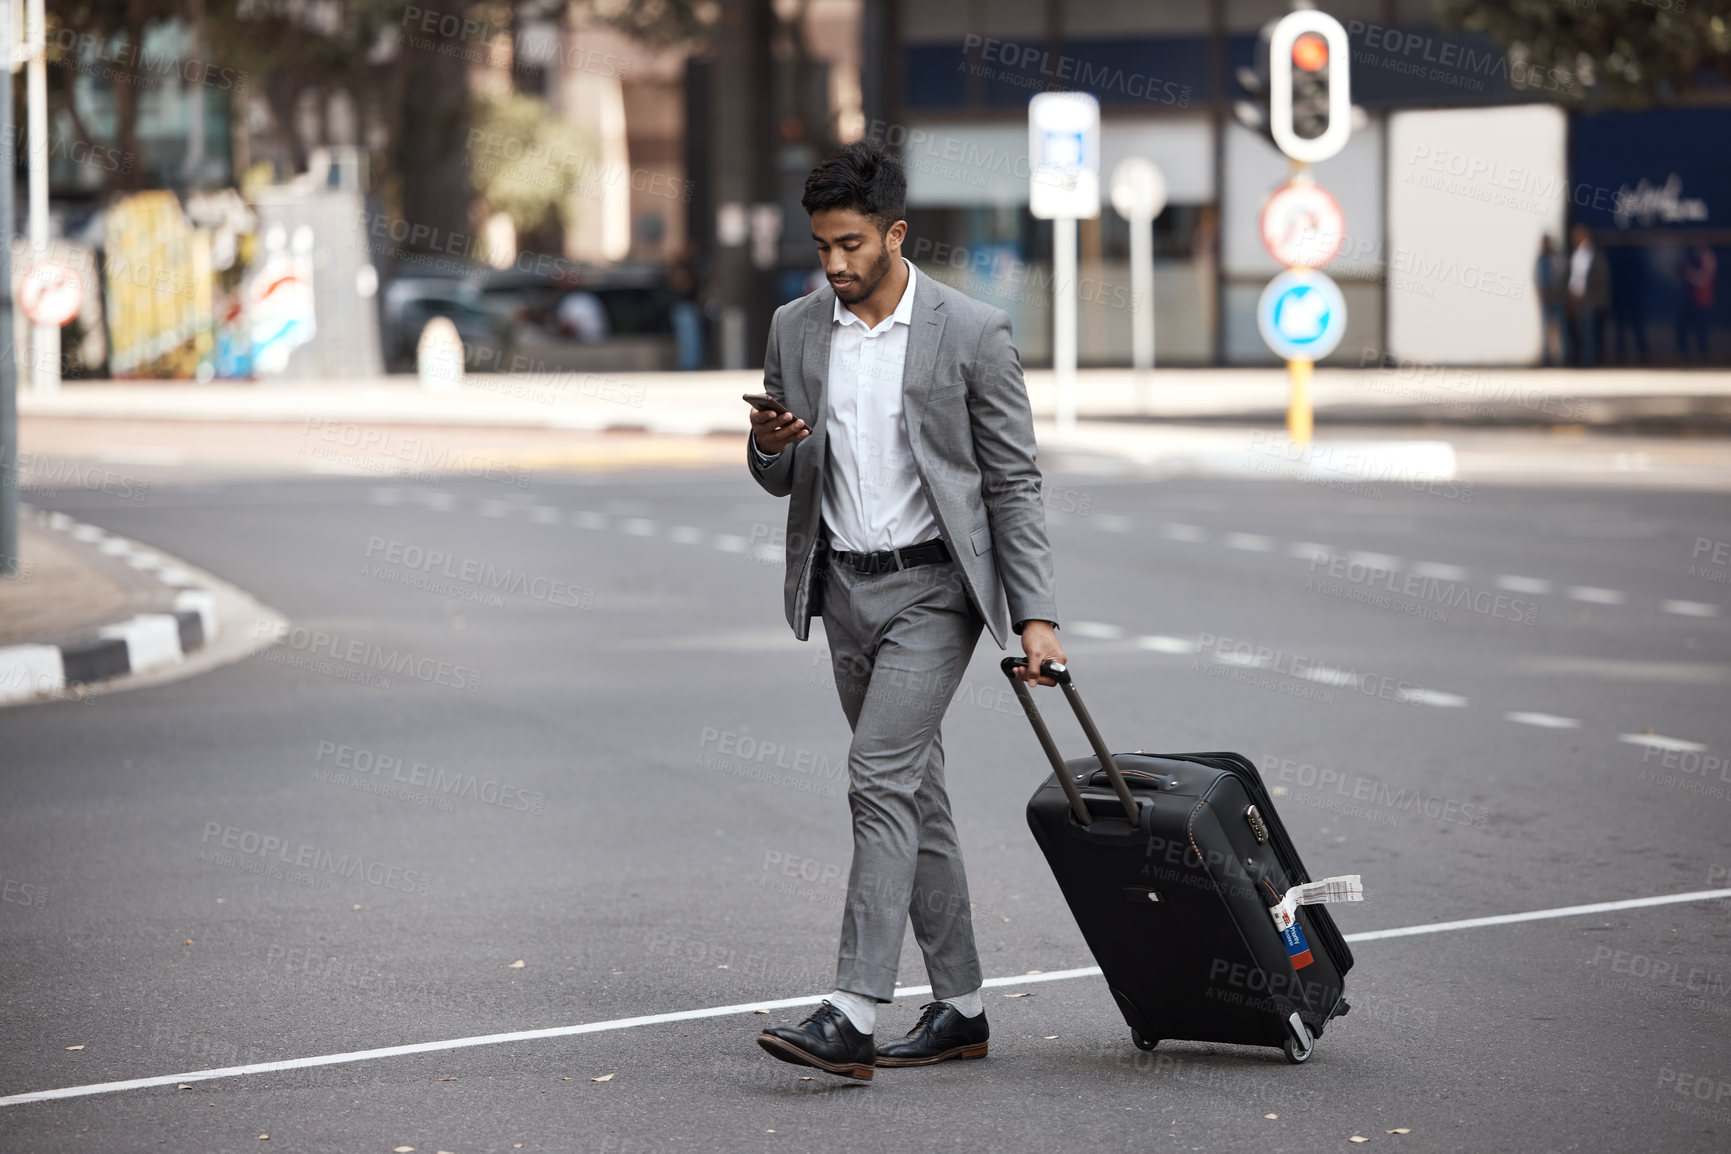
19, 261, 84, 327
1258, 269, 1347, 361
1110, 158, 1167, 221
1260, 181, 1345, 269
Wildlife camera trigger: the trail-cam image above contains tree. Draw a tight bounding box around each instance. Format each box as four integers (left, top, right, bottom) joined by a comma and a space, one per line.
1436, 0, 1731, 104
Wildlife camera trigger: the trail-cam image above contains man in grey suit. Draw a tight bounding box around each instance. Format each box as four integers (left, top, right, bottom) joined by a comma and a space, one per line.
749, 141, 1064, 1081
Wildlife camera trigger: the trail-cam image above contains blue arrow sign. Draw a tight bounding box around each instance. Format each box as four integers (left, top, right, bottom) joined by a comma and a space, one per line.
1258, 269, 1348, 361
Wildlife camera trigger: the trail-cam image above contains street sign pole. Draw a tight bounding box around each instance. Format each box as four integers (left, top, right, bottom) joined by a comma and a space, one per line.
1053, 215, 1078, 432
1, 0, 17, 577
1110, 158, 1166, 415
1029, 92, 1100, 437
25, 0, 53, 393
1287, 356, 1313, 443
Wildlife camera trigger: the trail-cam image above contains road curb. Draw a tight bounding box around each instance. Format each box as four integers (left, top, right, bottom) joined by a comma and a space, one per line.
0, 513, 283, 706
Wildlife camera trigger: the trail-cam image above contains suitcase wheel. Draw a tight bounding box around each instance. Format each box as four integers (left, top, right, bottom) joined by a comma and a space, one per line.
1282, 1012, 1316, 1064
1281, 1034, 1313, 1064
1131, 1029, 1158, 1052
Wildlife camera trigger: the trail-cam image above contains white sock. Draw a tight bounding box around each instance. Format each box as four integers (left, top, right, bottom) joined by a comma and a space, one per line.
943, 989, 983, 1018
826, 989, 876, 1035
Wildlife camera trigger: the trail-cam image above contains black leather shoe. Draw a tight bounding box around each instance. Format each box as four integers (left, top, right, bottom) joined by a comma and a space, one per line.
756, 1001, 876, 1081
875, 1001, 989, 1067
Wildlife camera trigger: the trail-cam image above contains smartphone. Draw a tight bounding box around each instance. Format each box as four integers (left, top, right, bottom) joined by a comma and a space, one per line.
742, 392, 790, 415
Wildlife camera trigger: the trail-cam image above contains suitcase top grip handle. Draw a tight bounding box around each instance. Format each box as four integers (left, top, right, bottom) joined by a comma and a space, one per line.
1001, 658, 1139, 826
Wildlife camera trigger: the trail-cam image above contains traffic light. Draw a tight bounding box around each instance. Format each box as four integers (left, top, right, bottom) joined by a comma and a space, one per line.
1269, 11, 1351, 164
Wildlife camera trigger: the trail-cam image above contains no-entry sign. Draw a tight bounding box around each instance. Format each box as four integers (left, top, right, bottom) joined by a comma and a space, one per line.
1260, 182, 1345, 269
18, 261, 84, 327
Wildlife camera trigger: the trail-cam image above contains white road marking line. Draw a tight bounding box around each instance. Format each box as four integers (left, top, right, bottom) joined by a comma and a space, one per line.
620, 518, 658, 537
712, 535, 748, 553
668, 527, 705, 545
1496, 575, 1552, 595
478, 500, 511, 518
573, 512, 608, 530
1618, 733, 1708, 753
1399, 687, 1469, 708
1347, 551, 1400, 570
1505, 712, 1581, 729
1565, 586, 1626, 605
529, 506, 562, 524
1161, 523, 1206, 542
367, 488, 402, 506
1136, 635, 1198, 654
1214, 651, 1268, 667
422, 493, 455, 512
1069, 621, 1125, 640
10, 889, 1727, 1108
1224, 533, 1274, 552
750, 545, 784, 565
1661, 600, 1720, 618
1288, 542, 1332, 562
1094, 513, 1132, 533
1411, 562, 1467, 581
1300, 666, 1360, 688
1343, 889, 1731, 943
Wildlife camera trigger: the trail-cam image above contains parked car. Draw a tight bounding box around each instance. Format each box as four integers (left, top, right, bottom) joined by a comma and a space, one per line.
381, 276, 517, 373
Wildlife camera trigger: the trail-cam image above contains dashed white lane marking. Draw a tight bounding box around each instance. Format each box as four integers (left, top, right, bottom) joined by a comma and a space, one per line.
573, 512, 607, 530
1161, 523, 1206, 542
1411, 562, 1467, 581
1565, 586, 1626, 605
1094, 513, 1132, 533
1136, 635, 1198, 654
1399, 687, 1469, 708
1661, 600, 1720, 618
1069, 621, 1126, 640
9, 889, 1727, 1108
1214, 650, 1268, 667
620, 518, 658, 537
529, 506, 561, 525
1347, 551, 1400, 570
1618, 733, 1708, 753
668, 527, 705, 545
1505, 712, 1581, 729
1289, 542, 1332, 562
478, 500, 511, 518
712, 535, 748, 553
1224, 533, 1274, 552
1299, 666, 1360, 688
1495, 575, 1552, 595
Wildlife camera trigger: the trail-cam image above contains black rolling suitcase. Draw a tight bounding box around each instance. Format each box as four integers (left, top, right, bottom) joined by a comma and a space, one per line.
1003, 657, 1358, 1063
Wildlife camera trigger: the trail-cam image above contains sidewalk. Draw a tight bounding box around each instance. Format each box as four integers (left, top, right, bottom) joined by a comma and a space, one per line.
18, 367, 1731, 435
0, 510, 282, 705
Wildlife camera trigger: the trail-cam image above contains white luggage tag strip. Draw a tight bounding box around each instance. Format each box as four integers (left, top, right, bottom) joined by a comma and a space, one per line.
1269, 874, 1364, 931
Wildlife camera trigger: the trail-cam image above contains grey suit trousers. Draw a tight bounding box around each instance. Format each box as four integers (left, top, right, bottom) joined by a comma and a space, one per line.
822, 550, 986, 1004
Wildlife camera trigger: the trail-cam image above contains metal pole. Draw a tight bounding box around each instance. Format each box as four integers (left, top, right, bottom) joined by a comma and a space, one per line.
1, 0, 18, 577
1287, 356, 1313, 444
1129, 209, 1153, 412
25, 0, 52, 393
1054, 215, 1077, 433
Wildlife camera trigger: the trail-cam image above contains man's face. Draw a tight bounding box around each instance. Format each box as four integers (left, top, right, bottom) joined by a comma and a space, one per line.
810, 208, 906, 305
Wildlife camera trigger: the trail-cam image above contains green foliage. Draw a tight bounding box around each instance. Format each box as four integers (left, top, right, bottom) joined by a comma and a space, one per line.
469, 86, 593, 236
1436, 0, 1731, 104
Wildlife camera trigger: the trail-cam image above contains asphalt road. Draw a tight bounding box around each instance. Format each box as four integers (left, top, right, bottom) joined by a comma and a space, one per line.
3, 459, 1730, 1153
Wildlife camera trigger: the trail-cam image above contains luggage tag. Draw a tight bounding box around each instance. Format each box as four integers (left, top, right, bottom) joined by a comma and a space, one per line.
1268, 875, 1363, 970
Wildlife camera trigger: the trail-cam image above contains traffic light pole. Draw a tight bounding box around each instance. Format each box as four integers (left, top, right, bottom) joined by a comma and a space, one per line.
1054, 215, 1078, 434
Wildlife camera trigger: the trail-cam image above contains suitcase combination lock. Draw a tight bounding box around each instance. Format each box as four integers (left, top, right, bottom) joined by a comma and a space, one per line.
1244, 805, 1270, 844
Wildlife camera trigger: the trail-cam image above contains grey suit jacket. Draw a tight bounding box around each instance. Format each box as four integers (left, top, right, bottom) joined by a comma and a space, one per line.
746, 272, 1059, 649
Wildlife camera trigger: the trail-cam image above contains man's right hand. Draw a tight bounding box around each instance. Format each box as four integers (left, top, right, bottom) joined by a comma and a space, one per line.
750, 406, 810, 455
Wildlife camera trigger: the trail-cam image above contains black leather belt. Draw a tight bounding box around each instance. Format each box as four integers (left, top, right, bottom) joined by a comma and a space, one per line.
829, 537, 951, 575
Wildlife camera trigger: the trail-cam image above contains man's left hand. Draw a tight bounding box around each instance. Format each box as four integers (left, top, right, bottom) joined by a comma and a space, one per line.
1016, 621, 1066, 686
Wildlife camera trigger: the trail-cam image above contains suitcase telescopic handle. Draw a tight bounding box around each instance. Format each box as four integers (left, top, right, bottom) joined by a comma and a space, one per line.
1000, 658, 1140, 826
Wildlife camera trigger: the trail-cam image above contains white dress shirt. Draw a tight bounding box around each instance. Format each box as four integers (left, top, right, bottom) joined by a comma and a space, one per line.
757, 258, 938, 554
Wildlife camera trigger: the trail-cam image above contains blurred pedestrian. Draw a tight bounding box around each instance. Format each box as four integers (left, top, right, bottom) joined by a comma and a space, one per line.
747, 141, 1063, 1081
1678, 245, 1716, 361
1566, 225, 1609, 367
670, 247, 705, 370
1610, 248, 1649, 365
1535, 235, 1564, 366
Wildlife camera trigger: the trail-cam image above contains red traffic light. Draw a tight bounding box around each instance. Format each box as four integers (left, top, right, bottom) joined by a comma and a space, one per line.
1292, 33, 1328, 72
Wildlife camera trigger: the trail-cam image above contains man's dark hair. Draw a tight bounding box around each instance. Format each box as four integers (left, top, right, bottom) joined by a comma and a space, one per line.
801, 141, 906, 233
